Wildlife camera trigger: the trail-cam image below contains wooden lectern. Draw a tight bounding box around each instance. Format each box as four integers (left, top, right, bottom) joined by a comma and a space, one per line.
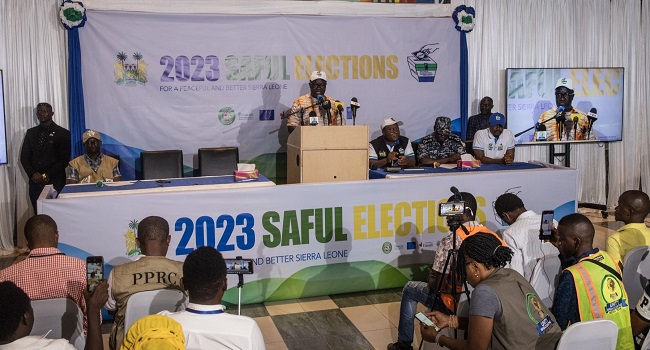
286, 125, 369, 184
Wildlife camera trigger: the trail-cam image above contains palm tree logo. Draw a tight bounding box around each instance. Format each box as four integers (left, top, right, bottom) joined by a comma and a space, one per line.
114, 51, 148, 86
124, 219, 141, 257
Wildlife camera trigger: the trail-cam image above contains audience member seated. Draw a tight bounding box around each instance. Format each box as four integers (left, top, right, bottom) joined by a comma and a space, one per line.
421, 233, 562, 349
160, 246, 264, 350
472, 113, 515, 165
121, 315, 185, 350
494, 193, 557, 281
549, 213, 634, 349
388, 192, 503, 350
106, 216, 183, 350
0, 215, 87, 323
0, 280, 108, 350
67, 130, 121, 184
465, 96, 493, 141
606, 190, 650, 269
417, 117, 466, 167
369, 117, 415, 169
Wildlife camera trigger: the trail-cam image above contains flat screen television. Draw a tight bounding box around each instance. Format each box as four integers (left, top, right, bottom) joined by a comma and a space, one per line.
0, 70, 6, 164
506, 67, 623, 144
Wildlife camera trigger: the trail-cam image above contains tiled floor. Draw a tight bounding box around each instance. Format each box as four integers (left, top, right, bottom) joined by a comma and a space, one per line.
3, 208, 643, 350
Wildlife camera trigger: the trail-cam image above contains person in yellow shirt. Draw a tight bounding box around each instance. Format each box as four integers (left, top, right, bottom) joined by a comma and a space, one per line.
606, 190, 650, 269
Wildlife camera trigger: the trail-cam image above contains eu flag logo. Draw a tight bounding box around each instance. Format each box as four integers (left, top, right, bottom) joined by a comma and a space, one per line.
259, 110, 274, 121
406, 242, 416, 250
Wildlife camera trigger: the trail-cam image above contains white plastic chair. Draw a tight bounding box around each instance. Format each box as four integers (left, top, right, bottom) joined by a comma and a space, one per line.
623, 246, 650, 308
556, 319, 618, 350
123, 289, 187, 335
529, 255, 562, 308
30, 298, 85, 350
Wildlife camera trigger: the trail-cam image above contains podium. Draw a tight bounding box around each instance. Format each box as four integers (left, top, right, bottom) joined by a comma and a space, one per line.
286, 125, 369, 184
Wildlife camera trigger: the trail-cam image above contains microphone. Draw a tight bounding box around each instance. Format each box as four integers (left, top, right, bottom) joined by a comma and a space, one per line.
587, 107, 598, 139
555, 106, 566, 140
350, 97, 360, 118
335, 100, 345, 114
571, 114, 579, 140
536, 123, 547, 141
317, 95, 324, 105
308, 111, 318, 126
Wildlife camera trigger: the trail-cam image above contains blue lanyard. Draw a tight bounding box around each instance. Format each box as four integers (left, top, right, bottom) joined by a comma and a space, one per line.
185, 308, 224, 315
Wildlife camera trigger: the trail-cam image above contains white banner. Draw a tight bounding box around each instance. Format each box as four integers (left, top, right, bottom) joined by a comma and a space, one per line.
41, 168, 577, 303
79, 11, 461, 180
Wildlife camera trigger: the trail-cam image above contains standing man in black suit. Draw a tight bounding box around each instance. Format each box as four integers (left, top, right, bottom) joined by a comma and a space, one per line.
20, 102, 70, 212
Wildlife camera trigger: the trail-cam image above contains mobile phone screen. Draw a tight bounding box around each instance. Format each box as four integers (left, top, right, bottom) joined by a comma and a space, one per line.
86, 256, 104, 292
415, 312, 440, 331
539, 211, 554, 240
225, 259, 254, 274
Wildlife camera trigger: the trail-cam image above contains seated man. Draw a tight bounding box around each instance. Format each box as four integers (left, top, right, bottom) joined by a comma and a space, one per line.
417, 116, 465, 166
472, 112, 515, 165
105, 216, 183, 350
67, 129, 121, 184
388, 192, 504, 350
160, 246, 264, 349
494, 193, 556, 281
606, 190, 650, 269
0, 280, 108, 350
0, 215, 86, 318
550, 213, 634, 349
369, 117, 415, 169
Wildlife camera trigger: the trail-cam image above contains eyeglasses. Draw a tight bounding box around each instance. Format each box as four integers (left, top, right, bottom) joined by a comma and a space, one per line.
311, 82, 327, 88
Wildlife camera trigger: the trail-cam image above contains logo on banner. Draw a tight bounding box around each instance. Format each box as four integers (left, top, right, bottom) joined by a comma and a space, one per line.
259, 110, 274, 121
114, 51, 148, 86
218, 107, 236, 125
123, 219, 141, 257
382, 242, 392, 254
406, 241, 417, 250
407, 44, 439, 83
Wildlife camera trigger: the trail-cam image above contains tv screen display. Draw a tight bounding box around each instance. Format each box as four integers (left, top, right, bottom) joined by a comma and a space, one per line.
0, 70, 6, 164
506, 67, 623, 144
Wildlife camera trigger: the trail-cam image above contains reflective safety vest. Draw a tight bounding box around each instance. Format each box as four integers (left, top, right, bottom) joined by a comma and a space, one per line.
565, 250, 634, 350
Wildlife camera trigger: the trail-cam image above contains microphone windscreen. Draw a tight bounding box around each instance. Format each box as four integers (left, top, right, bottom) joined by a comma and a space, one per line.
537, 123, 546, 131
588, 107, 598, 120
557, 106, 565, 113
317, 95, 324, 101
309, 111, 316, 117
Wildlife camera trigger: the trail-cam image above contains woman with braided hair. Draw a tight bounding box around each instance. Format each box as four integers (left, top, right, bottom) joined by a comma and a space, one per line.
420, 233, 562, 350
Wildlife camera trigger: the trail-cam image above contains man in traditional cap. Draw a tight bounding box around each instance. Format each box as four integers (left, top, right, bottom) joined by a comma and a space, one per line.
67, 129, 121, 184
417, 116, 466, 166
536, 78, 593, 141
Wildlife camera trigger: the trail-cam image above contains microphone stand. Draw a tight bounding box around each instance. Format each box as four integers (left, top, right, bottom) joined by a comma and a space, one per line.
322, 100, 332, 126
514, 112, 566, 138
235, 255, 246, 315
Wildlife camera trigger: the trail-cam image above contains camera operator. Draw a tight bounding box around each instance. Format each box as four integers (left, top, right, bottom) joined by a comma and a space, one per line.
388, 192, 505, 350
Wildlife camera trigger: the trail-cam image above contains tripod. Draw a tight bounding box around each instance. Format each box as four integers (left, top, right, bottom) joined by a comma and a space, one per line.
418, 217, 471, 350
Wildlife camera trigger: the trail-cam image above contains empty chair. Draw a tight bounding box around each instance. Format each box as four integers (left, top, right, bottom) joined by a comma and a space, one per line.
198, 147, 239, 176
555, 319, 618, 350
30, 298, 85, 350
123, 289, 188, 337
623, 246, 650, 307
140, 150, 183, 180
529, 255, 562, 308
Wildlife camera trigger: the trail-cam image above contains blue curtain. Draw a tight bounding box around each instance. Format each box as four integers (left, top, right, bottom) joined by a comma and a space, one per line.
68, 28, 86, 158
459, 32, 468, 141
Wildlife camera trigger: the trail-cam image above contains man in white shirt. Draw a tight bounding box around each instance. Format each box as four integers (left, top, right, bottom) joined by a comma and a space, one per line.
160, 246, 264, 350
472, 112, 515, 165
494, 193, 556, 281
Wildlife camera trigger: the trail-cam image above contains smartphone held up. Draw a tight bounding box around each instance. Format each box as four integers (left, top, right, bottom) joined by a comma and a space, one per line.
538, 210, 554, 241
86, 256, 104, 292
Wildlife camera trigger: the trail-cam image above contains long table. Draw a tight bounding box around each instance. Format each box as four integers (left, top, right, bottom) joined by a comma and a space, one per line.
40, 167, 578, 304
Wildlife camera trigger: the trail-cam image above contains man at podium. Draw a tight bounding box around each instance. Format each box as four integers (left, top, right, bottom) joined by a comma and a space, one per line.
287, 70, 344, 133
369, 117, 415, 169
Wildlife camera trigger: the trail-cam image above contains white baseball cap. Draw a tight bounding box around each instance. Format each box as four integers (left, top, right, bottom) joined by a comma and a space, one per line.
381, 117, 403, 130
556, 77, 574, 91
310, 70, 327, 82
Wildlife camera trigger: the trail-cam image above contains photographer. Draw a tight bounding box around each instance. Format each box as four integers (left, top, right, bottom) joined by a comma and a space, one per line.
388, 192, 504, 350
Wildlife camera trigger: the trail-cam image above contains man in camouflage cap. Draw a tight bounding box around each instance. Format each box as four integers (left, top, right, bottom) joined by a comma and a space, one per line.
417, 116, 466, 166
